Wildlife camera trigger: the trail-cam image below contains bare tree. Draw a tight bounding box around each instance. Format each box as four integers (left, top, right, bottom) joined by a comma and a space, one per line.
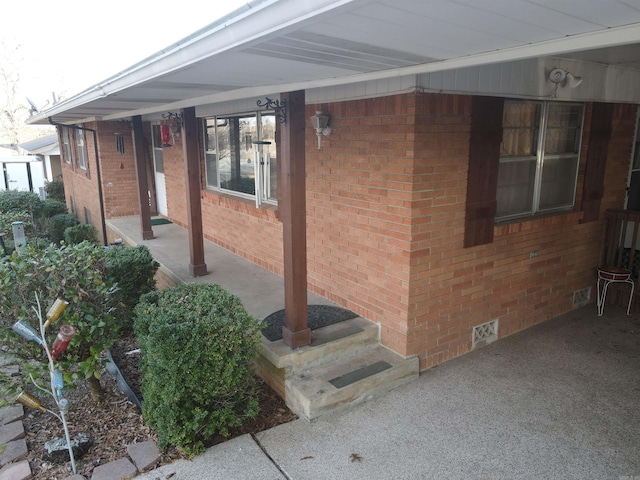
0, 39, 55, 144
0, 40, 27, 144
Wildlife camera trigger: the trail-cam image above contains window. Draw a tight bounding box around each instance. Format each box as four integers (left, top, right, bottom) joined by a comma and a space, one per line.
62, 128, 72, 164
496, 101, 584, 221
151, 125, 164, 175
76, 129, 88, 170
204, 111, 277, 206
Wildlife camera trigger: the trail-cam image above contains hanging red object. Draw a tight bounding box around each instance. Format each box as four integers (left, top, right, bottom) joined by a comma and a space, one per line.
160, 125, 172, 146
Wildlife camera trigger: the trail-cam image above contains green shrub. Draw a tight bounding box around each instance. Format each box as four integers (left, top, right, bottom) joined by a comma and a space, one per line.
0, 242, 120, 401
106, 245, 159, 331
134, 283, 262, 456
40, 199, 68, 218
0, 190, 42, 215
45, 178, 65, 203
64, 224, 98, 245
49, 214, 80, 244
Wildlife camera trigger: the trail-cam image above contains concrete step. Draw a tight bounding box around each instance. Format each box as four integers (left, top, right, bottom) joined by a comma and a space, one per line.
285, 345, 419, 421
260, 316, 379, 372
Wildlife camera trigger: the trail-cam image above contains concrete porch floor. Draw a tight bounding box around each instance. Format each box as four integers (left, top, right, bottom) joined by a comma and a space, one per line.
106, 216, 335, 321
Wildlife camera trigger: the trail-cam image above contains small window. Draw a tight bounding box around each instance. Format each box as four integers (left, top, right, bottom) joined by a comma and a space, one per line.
496, 101, 584, 221
77, 129, 88, 170
62, 128, 72, 164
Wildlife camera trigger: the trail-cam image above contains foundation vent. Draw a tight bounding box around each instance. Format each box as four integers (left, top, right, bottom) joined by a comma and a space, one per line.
472, 319, 498, 350
573, 287, 591, 308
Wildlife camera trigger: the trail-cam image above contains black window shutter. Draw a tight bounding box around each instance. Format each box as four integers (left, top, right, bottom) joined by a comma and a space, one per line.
581, 103, 614, 223
464, 96, 504, 248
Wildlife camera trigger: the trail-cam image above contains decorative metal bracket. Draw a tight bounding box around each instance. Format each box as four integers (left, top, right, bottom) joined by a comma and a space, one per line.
116, 119, 132, 129
161, 111, 184, 129
256, 97, 286, 124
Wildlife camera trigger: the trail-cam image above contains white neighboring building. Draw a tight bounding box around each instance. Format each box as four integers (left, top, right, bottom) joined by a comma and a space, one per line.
0, 155, 46, 195
18, 134, 61, 183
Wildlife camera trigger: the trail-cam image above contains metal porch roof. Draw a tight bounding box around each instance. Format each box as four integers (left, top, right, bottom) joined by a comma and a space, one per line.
27, 0, 640, 125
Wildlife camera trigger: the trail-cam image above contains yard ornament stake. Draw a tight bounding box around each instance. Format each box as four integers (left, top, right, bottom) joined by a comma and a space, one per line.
11, 294, 77, 474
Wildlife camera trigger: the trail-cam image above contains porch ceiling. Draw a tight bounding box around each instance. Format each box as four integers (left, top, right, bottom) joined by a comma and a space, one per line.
28, 0, 640, 125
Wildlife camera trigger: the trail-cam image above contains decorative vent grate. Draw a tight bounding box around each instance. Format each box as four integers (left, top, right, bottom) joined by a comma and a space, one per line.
573, 287, 591, 308
472, 319, 498, 349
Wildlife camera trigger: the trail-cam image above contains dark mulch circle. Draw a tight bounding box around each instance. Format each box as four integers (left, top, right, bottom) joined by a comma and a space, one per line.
261, 304, 358, 341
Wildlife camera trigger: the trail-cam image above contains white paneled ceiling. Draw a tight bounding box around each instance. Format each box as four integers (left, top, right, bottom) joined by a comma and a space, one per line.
29, 0, 640, 124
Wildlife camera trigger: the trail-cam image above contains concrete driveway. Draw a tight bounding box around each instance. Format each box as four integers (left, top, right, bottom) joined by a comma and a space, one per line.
256, 305, 640, 480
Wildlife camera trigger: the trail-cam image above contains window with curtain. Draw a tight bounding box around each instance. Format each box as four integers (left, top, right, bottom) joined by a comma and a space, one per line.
496, 101, 584, 221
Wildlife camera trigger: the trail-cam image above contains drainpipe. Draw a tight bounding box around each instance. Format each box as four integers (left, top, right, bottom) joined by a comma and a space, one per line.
48, 118, 108, 246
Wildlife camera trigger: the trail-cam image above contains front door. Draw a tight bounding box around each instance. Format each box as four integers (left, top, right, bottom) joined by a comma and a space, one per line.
151, 125, 168, 216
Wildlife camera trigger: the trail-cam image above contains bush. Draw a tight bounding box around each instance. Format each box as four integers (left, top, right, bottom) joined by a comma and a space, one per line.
106, 245, 159, 331
40, 199, 68, 218
0, 190, 42, 215
134, 284, 262, 456
0, 242, 120, 400
49, 214, 80, 244
64, 224, 98, 245
45, 178, 65, 203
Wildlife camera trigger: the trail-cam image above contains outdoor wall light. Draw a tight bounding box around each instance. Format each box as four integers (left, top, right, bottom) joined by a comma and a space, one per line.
310, 110, 331, 149
549, 68, 583, 90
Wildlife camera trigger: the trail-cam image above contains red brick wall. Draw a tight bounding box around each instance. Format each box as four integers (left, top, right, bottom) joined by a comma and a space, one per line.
162, 129, 187, 226
60, 123, 103, 240
306, 96, 416, 352
97, 122, 139, 219
404, 98, 636, 369
200, 193, 283, 272
304, 94, 635, 370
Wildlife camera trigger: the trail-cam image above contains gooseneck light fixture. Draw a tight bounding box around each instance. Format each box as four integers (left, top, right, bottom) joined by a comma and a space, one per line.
310, 111, 331, 149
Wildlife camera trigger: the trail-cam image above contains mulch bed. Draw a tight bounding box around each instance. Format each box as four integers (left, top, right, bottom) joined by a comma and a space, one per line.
22, 334, 297, 479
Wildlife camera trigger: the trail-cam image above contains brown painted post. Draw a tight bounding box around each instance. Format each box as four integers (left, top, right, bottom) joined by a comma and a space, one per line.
131, 115, 154, 240
279, 90, 311, 348
181, 107, 208, 276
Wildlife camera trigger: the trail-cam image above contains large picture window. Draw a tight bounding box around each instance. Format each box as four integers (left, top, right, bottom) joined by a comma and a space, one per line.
497, 101, 584, 221
204, 112, 277, 206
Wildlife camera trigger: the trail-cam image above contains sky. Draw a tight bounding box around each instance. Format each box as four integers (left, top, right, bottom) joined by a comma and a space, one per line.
2, 0, 251, 111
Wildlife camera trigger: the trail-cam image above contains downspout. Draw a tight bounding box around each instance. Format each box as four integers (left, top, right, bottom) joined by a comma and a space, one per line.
48, 118, 108, 246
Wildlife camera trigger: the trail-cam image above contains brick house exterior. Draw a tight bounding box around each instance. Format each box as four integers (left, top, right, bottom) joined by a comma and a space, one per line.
55, 90, 638, 371
32, 1, 640, 379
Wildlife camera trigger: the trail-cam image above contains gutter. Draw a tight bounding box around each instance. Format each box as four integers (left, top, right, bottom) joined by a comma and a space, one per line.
48, 118, 108, 246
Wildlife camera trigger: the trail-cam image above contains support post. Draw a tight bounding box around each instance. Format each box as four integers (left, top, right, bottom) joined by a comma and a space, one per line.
279, 91, 310, 348
131, 116, 154, 240
181, 107, 208, 276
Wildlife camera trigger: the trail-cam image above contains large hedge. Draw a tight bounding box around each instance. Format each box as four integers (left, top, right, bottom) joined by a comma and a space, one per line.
134, 283, 262, 456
